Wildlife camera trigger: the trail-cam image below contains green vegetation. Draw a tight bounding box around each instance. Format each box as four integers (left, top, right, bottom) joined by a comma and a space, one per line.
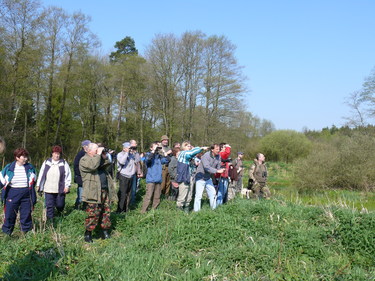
293, 133, 375, 192
1, 169, 374, 280
244, 161, 375, 212
267, 162, 375, 212
260, 130, 312, 163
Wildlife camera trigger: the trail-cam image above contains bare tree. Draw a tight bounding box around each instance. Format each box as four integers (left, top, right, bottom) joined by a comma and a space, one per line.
200, 35, 245, 143
344, 91, 367, 127
179, 31, 205, 140
54, 11, 97, 143
40, 6, 67, 150
145, 33, 184, 140
345, 67, 375, 127
0, 0, 43, 133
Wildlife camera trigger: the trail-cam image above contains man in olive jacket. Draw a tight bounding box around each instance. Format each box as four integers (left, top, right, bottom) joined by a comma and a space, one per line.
79, 143, 117, 242
249, 153, 270, 199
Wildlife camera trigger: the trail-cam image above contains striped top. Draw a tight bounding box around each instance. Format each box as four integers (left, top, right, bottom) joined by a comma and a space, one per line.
11, 164, 28, 188
177, 147, 204, 164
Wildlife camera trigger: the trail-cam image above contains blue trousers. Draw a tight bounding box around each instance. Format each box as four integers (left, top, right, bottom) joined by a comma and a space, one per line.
75, 185, 83, 205
217, 178, 229, 206
130, 174, 137, 206
2, 188, 33, 234
45, 192, 66, 219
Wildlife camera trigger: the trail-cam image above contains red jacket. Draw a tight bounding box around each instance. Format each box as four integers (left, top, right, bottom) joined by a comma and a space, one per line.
215, 147, 231, 178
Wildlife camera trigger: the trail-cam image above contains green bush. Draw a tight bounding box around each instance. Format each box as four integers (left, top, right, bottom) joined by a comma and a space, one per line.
293, 133, 375, 191
260, 130, 312, 163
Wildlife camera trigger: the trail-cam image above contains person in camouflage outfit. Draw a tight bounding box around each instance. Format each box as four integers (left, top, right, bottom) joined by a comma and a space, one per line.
248, 153, 271, 199
85, 190, 111, 232
79, 143, 117, 243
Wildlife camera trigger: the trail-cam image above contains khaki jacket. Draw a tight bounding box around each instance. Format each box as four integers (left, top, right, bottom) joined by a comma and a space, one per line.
249, 159, 268, 184
79, 154, 117, 203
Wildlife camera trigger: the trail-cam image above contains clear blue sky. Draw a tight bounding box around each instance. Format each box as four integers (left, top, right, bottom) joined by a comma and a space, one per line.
42, 0, 375, 131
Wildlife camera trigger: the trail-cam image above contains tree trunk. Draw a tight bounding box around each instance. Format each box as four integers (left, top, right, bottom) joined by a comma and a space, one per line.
54, 52, 73, 143
45, 44, 56, 153
22, 113, 27, 148
116, 76, 125, 144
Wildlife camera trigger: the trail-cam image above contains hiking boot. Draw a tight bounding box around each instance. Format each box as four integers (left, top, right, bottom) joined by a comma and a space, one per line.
183, 206, 190, 213
102, 230, 111, 240
84, 230, 93, 243
74, 202, 80, 210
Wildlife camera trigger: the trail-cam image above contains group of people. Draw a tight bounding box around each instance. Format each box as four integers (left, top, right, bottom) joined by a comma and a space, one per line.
0, 135, 271, 242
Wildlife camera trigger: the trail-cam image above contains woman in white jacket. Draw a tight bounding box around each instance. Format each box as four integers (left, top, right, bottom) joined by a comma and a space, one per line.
36, 145, 71, 222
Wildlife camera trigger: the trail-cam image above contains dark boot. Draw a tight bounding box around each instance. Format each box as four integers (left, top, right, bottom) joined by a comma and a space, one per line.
84, 230, 93, 243
183, 206, 190, 213
102, 229, 110, 239
176, 206, 184, 211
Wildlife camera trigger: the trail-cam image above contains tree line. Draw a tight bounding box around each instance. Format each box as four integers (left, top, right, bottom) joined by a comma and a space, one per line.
0, 0, 274, 166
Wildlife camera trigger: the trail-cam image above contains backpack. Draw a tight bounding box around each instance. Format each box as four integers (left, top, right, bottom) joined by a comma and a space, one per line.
247, 178, 254, 190
228, 164, 238, 181
140, 160, 147, 179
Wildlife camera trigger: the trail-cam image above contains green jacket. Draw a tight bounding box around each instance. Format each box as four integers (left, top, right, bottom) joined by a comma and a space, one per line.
79, 154, 117, 203
249, 159, 268, 184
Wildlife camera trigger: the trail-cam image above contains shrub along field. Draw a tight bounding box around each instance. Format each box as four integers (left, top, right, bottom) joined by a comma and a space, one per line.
0, 164, 374, 280
266, 162, 375, 212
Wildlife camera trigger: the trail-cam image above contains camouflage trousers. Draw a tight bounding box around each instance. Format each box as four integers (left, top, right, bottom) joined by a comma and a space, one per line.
85, 189, 111, 231
252, 182, 271, 199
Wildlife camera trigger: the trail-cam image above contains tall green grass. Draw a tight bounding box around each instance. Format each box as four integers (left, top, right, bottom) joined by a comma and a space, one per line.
0, 185, 374, 280
244, 161, 375, 211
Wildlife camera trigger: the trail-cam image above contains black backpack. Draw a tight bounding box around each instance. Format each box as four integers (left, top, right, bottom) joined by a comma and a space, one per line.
140, 160, 147, 178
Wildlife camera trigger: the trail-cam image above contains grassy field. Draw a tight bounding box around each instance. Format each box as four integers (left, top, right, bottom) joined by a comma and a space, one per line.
266, 162, 375, 212
0, 163, 374, 280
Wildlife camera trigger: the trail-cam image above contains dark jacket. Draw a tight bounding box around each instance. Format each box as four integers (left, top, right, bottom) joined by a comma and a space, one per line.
168, 156, 178, 182
73, 149, 86, 186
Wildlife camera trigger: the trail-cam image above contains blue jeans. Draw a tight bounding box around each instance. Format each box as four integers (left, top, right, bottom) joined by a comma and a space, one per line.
216, 178, 229, 206
194, 179, 217, 212
130, 174, 138, 206
75, 185, 83, 205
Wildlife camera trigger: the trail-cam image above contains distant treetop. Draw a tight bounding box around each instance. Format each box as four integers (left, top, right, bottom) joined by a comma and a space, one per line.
109, 36, 138, 62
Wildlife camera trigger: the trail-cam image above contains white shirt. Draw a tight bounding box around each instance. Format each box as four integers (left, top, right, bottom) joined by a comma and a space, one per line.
11, 164, 28, 188
43, 160, 60, 193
